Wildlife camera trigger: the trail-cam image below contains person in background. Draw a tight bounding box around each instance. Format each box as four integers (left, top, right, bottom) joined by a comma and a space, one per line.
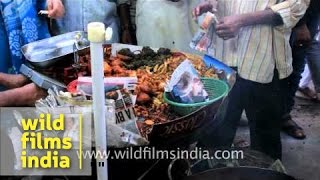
133, 0, 203, 53
117, 0, 137, 44
194, 0, 309, 160
281, 0, 320, 139
52, 0, 120, 43
0, 0, 64, 106
297, 64, 316, 100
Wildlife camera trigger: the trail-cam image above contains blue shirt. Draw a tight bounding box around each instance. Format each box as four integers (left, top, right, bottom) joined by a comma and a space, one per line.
53, 0, 119, 43
0, 0, 50, 74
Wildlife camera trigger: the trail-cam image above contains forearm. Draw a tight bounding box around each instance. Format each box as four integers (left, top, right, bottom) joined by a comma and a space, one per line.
238, 9, 283, 28
0, 73, 28, 89
0, 83, 46, 107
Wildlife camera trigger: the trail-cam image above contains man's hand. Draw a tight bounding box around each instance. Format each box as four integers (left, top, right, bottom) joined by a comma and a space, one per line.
294, 24, 312, 47
192, 1, 217, 19
0, 83, 47, 107
47, 0, 65, 19
0, 73, 28, 89
216, 15, 243, 40
215, 9, 282, 40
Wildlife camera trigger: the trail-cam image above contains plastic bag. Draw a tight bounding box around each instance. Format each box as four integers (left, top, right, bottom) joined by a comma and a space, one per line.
34, 87, 148, 148
166, 60, 209, 103
190, 12, 218, 54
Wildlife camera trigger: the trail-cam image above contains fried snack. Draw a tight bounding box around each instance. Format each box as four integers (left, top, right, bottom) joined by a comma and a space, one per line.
80, 47, 218, 127
132, 52, 219, 125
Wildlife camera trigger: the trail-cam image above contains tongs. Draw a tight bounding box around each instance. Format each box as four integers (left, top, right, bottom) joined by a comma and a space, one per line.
38, 10, 53, 31
73, 33, 90, 69
38, 10, 49, 16
73, 42, 81, 69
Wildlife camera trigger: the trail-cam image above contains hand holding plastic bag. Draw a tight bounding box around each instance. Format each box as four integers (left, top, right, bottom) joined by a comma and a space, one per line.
190, 12, 218, 54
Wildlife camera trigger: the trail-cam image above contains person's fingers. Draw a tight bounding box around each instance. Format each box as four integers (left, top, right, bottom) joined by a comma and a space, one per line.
192, 7, 200, 18
47, 0, 64, 18
216, 24, 229, 31
217, 30, 235, 39
192, 9, 196, 19
217, 32, 234, 38
47, 0, 53, 10
216, 19, 225, 29
221, 35, 235, 40
57, 0, 65, 17
47, 0, 55, 18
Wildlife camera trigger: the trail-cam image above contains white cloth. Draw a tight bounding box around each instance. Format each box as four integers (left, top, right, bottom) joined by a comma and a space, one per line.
299, 64, 314, 88
136, 0, 202, 54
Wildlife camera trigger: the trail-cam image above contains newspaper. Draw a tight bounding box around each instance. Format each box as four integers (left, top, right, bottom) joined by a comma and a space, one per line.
166, 60, 209, 103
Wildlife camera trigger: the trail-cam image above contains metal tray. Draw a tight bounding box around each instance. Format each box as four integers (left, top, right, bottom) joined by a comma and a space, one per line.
110, 44, 236, 146
21, 31, 89, 68
20, 64, 66, 91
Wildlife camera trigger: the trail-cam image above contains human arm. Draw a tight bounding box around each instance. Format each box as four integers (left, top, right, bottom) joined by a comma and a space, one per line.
216, 9, 283, 39
0, 83, 47, 107
192, 0, 217, 19
46, 0, 65, 19
216, 0, 310, 40
293, 23, 312, 46
0, 73, 29, 89
191, 1, 280, 39
292, 0, 318, 46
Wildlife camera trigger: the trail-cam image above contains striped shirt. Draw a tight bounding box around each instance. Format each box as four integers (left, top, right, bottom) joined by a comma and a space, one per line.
211, 0, 309, 83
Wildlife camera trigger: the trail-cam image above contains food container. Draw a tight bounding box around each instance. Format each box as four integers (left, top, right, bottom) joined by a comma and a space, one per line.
21, 31, 89, 68
111, 43, 236, 147
20, 64, 66, 91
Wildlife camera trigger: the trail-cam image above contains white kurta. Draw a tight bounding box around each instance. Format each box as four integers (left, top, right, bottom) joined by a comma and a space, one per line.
136, 0, 202, 54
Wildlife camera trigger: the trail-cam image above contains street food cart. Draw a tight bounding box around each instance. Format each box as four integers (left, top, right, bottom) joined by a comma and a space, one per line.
13, 30, 295, 180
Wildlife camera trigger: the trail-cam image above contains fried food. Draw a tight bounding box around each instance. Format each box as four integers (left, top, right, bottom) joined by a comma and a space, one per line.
79, 46, 218, 127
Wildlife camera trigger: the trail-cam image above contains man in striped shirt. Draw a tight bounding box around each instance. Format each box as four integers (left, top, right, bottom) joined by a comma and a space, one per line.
194, 0, 309, 159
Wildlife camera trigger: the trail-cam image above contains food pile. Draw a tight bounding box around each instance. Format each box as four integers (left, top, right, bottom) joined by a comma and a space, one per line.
76, 46, 218, 125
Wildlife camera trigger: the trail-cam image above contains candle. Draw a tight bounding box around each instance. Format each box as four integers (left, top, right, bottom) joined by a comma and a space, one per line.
88, 22, 108, 180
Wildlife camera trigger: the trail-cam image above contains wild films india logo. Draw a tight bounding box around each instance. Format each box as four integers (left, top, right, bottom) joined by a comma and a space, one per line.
0, 108, 92, 176
20, 114, 73, 169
